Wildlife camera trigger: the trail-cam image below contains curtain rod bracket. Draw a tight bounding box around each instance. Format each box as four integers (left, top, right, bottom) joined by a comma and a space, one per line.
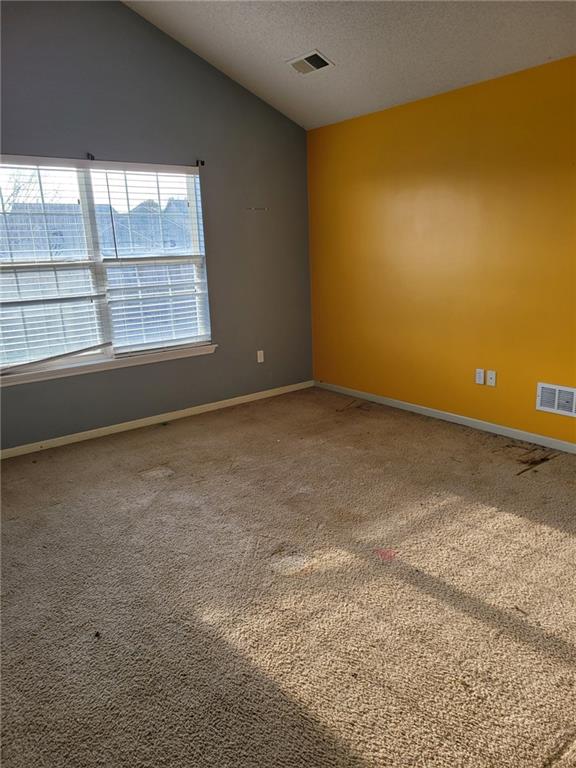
86, 152, 95, 161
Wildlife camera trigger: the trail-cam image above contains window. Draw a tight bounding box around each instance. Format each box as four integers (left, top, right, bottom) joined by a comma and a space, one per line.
0, 156, 212, 380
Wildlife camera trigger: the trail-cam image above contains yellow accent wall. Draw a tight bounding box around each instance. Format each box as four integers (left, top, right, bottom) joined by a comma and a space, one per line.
308, 57, 576, 444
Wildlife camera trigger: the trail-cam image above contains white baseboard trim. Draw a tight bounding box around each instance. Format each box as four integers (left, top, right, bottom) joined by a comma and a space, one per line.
5, 379, 574, 459
316, 381, 576, 455
1, 380, 315, 459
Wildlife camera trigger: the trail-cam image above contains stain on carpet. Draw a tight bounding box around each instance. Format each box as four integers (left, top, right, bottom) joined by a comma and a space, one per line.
374, 548, 398, 561
139, 465, 175, 479
269, 552, 313, 575
516, 448, 560, 476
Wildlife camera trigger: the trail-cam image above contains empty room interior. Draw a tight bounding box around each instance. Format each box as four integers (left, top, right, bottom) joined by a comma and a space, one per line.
2, 1, 576, 766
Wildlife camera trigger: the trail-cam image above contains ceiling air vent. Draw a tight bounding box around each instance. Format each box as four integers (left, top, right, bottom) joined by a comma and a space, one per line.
288, 50, 333, 75
536, 382, 576, 417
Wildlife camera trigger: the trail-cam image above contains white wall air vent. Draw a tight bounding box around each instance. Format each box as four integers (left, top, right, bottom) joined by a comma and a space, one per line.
288, 50, 333, 75
536, 383, 576, 417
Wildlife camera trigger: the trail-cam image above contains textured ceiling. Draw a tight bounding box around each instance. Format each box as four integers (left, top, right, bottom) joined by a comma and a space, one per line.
127, 1, 576, 129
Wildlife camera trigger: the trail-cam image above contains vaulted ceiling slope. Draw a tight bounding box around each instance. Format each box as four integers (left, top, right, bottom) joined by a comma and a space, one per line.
127, 1, 576, 129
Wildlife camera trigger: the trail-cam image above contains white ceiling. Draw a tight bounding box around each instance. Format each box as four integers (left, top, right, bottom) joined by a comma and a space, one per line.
127, 1, 576, 129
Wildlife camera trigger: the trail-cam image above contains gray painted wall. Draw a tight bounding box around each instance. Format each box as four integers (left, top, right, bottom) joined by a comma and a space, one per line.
1, 1, 311, 449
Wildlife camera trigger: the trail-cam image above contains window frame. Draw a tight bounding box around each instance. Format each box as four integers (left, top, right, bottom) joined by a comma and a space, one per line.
0, 154, 215, 386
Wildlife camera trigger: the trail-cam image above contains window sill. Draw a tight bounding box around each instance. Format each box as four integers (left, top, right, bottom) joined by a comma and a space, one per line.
0, 343, 218, 388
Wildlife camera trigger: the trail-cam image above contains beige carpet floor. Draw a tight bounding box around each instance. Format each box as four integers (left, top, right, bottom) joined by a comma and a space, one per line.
2, 387, 576, 767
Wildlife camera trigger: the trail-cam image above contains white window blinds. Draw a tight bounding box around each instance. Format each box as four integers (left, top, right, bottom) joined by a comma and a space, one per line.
0, 158, 211, 372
